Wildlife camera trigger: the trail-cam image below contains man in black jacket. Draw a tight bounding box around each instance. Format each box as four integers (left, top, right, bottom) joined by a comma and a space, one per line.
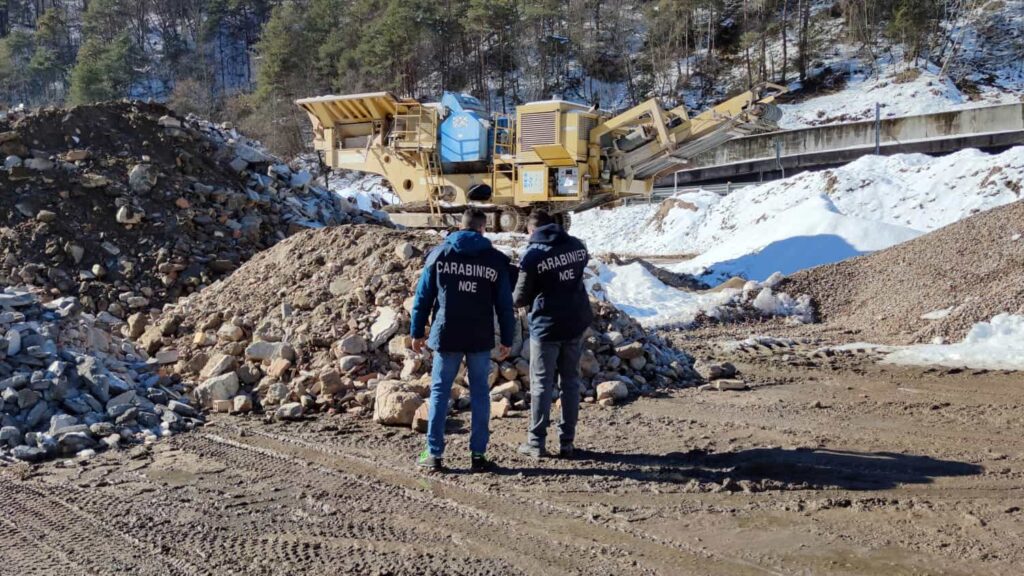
513, 210, 593, 458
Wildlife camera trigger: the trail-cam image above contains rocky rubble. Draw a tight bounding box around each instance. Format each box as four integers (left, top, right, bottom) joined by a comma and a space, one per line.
140, 226, 697, 428
0, 286, 202, 463
0, 101, 388, 319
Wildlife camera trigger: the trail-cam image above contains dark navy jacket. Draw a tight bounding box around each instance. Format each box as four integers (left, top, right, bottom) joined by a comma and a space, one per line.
514, 224, 593, 342
411, 230, 516, 353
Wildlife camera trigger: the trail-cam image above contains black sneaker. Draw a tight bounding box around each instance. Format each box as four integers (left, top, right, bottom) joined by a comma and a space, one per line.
470, 453, 497, 473
517, 442, 547, 459
417, 449, 443, 471
558, 443, 575, 459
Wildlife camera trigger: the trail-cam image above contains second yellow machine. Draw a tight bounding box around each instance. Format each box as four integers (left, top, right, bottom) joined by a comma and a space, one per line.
297, 84, 785, 231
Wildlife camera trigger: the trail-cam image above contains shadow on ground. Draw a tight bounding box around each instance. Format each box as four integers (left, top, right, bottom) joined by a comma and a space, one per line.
491, 447, 983, 491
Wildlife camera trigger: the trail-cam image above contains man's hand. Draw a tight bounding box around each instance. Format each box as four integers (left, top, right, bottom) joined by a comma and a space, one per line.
497, 344, 511, 361
411, 337, 427, 354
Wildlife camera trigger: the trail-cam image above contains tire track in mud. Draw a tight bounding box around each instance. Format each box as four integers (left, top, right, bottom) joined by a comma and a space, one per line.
213, 422, 786, 576
0, 514, 88, 576
29, 445, 520, 575
184, 432, 625, 575
0, 481, 200, 576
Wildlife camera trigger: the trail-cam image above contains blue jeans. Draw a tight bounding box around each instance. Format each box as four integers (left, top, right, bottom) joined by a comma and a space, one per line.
426, 350, 492, 457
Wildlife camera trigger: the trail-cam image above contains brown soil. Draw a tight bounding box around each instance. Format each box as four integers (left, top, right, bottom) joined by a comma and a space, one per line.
4, 337, 1021, 575
779, 200, 1024, 344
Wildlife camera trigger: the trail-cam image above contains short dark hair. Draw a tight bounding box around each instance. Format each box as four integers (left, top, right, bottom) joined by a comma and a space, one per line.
462, 208, 487, 231
529, 210, 555, 229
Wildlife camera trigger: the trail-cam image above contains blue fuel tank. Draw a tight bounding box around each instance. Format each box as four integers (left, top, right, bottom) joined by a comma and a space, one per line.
439, 93, 491, 168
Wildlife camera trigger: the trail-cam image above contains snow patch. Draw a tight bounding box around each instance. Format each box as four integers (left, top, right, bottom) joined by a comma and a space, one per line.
882, 314, 1024, 371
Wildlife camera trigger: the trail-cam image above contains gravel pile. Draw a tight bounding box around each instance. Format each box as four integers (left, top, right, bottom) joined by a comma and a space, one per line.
0, 287, 203, 463
780, 200, 1024, 344
0, 101, 387, 317
138, 226, 696, 426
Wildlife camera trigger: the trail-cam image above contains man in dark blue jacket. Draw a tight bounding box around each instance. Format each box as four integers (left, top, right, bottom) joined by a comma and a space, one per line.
411, 208, 515, 472
513, 210, 593, 458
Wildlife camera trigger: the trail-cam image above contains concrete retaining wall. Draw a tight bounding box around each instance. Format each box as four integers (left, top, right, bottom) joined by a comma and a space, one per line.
665, 102, 1024, 185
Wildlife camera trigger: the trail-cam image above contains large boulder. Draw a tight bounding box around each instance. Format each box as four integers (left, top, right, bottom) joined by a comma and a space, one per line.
596, 380, 629, 403
194, 372, 240, 409
373, 380, 424, 426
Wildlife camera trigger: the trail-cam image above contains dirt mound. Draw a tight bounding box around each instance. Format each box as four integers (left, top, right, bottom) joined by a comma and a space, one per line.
0, 101, 384, 318
136, 226, 696, 422
780, 200, 1024, 344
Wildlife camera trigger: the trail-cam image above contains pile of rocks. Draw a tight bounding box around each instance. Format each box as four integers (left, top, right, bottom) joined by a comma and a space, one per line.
0, 101, 388, 318
0, 287, 203, 463
138, 226, 697, 428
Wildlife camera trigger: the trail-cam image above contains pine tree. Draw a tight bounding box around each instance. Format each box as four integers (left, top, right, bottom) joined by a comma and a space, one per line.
68, 0, 145, 105
68, 32, 137, 104
0, 29, 34, 104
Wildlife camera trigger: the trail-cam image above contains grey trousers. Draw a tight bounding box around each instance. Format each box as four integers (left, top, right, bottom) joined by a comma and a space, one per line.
527, 336, 583, 447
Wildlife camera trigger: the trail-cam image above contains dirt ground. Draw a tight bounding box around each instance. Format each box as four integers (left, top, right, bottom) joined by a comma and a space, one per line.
3, 330, 1022, 576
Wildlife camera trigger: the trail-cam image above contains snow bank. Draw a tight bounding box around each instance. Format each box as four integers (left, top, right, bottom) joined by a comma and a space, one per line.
572, 190, 720, 256
671, 195, 920, 284
589, 263, 812, 328
882, 314, 1024, 371
592, 263, 740, 327
574, 147, 1024, 284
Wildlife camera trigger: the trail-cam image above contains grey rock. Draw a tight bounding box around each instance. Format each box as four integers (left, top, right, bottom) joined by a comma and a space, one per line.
136, 411, 161, 428
58, 431, 97, 455
168, 400, 197, 417
128, 164, 157, 193
48, 414, 79, 434
275, 402, 304, 420
25, 401, 49, 428
596, 381, 629, 403
339, 355, 366, 372
200, 353, 237, 380
370, 307, 400, 348
16, 388, 40, 409
0, 425, 23, 447
394, 242, 416, 260
614, 342, 645, 360
194, 372, 240, 409
114, 407, 138, 426
5, 329, 21, 356
328, 277, 352, 296
89, 422, 115, 437
263, 382, 290, 405
11, 445, 46, 462
244, 341, 295, 362
335, 334, 367, 356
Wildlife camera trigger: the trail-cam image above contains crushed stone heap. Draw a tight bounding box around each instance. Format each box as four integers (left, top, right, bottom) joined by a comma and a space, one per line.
780, 200, 1024, 344
0, 101, 388, 318
0, 286, 203, 463
139, 226, 696, 425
